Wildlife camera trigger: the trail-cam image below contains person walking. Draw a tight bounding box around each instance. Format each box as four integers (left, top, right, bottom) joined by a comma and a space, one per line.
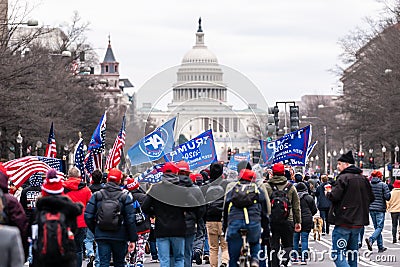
265, 162, 301, 267
292, 182, 317, 265
0, 163, 29, 261
327, 151, 375, 267
84, 168, 138, 267
387, 179, 400, 243
63, 167, 92, 267
223, 169, 270, 267
0, 225, 26, 267
315, 175, 332, 235
32, 169, 82, 267
203, 162, 229, 267
141, 162, 186, 267
125, 177, 151, 267
365, 170, 391, 252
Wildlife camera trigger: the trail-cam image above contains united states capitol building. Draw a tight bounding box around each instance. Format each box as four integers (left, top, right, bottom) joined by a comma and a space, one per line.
134, 20, 269, 161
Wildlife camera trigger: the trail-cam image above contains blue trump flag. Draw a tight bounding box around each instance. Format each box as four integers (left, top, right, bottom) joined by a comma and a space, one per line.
164, 129, 217, 170
259, 140, 275, 167
260, 125, 312, 166
127, 117, 176, 166
228, 152, 251, 171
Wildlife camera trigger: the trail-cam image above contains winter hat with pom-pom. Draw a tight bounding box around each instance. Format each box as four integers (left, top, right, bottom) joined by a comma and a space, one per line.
42, 168, 64, 195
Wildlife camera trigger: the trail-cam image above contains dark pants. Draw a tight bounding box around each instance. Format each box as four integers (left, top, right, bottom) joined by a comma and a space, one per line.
319, 209, 330, 234
150, 241, 158, 260
74, 227, 87, 267
391, 212, 400, 239
97, 240, 128, 267
270, 221, 294, 267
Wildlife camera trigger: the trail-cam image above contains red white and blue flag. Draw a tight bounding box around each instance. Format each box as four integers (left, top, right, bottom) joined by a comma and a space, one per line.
85, 113, 106, 172
3, 156, 64, 189
105, 116, 126, 170
44, 122, 57, 158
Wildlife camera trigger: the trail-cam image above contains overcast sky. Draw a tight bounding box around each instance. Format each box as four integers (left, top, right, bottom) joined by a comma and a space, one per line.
26, 0, 384, 107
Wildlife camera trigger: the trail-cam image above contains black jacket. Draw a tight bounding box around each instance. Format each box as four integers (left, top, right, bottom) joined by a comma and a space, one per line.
130, 188, 151, 234
298, 191, 317, 232
178, 175, 206, 236
327, 165, 374, 227
141, 173, 186, 238
204, 176, 229, 222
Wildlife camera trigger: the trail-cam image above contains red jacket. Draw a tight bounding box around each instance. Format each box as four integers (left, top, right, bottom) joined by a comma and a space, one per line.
64, 177, 92, 228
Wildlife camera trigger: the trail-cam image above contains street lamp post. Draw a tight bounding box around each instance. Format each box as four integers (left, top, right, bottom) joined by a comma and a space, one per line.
382, 146, 387, 181
395, 145, 399, 164
328, 151, 332, 174
369, 148, 374, 169
16, 131, 23, 158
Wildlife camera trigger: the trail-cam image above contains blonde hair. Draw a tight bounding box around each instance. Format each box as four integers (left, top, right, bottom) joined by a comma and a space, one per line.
68, 166, 81, 178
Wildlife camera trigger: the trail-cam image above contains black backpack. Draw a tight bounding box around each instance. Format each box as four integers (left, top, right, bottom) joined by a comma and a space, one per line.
270, 183, 292, 225
230, 182, 259, 208
96, 190, 127, 231
0, 188, 8, 224
35, 210, 75, 262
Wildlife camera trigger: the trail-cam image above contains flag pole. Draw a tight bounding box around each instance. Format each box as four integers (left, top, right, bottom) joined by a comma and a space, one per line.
172, 112, 180, 162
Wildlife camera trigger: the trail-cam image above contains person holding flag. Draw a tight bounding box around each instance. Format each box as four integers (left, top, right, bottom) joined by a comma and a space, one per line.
44, 122, 57, 158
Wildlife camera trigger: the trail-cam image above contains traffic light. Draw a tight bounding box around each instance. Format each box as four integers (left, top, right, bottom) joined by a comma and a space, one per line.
290, 105, 300, 132
266, 108, 276, 136
369, 157, 375, 169
273, 106, 279, 130
227, 148, 232, 160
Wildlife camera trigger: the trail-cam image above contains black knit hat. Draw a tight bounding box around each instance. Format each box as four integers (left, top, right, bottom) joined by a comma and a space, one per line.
296, 182, 307, 192
337, 150, 355, 164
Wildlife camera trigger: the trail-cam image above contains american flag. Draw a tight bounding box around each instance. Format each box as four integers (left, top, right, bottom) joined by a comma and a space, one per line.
3, 156, 64, 189
85, 113, 106, 172
105, 116, 126, 170
84, 152, 95, 174
74, 138, 85, 179
44, 122, 57, 158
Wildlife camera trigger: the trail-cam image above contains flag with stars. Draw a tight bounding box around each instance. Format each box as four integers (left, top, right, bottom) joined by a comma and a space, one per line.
74, 138, 85, 179
3, 156, 64, 189
105, 116, 126, 170
86, 113, 106, 171
44, 122, 57, 158
137, 163, 165, 184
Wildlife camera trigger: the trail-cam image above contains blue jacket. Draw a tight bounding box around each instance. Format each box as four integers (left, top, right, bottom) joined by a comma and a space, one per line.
315, 182, 332, 210
84, 182, 138, 242
223, 181, 269, 234
369, 177, 391, 212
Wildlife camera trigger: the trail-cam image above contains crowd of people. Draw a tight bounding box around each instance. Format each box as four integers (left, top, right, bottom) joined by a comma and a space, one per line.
0, 149, 399, 267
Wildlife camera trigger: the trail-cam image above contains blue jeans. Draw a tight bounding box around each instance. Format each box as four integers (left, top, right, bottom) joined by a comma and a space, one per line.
226, 219, 261, 267
184, 235, 195, 267
331, 226, 361, 267
75, 227, 87, 267
320, 210, 330, 233
97, 240, 128, 267
293, 231, 310, 260
156, 237, 185, 267
369, 211, 385, 249
150, 241, 158, 260
358, 227, 364, 247
84, 229, 100, 267
204, 229, 209, 255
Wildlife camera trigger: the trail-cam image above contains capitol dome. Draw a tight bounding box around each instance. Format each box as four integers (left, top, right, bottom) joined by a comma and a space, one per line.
181, 18, 218, 65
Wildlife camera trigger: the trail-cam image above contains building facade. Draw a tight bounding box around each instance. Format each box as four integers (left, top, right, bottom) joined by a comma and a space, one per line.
137, 20, 268, 161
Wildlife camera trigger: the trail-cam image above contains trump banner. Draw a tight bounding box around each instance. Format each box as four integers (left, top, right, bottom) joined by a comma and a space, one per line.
137, 163, 165, 184
164, 129, 217, 170
127, 117, 176, 166
228, 152, 251, 170
260, 125, 312, 166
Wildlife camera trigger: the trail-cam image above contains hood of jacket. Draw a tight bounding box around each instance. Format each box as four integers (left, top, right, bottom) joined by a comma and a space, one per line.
162, 173, 180, 185
64, 176, 87, 191
298, 191, 308, 199
340, 165, 362, 175
178, 174, 193, 187
103, 181, 123, 192
371, 177, 383, 184
268, 175, 288, 185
